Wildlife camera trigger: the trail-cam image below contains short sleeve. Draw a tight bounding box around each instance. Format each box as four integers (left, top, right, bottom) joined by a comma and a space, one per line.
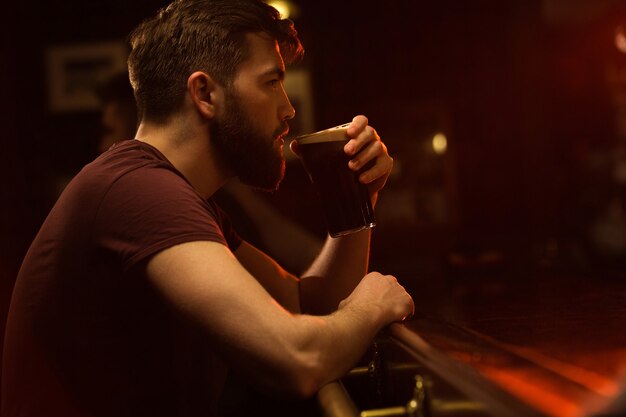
93, 164, 240, 272
207, 199, 242, 251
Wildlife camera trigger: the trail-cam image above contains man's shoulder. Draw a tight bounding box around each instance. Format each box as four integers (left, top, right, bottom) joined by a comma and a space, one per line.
53, 140, 194, 224
70, 140, 180, 192
89, 140, 170, 175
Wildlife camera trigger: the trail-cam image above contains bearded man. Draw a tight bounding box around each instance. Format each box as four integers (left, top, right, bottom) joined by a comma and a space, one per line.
2, 1, 413, 416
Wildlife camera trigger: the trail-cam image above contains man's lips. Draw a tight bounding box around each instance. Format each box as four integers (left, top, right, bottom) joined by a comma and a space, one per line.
274, 123, 290, 143
278, 124, 289, 138
275, 130, 289, 142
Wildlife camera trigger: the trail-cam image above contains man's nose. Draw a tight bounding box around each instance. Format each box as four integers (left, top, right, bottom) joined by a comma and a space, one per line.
281, 89, 296, 121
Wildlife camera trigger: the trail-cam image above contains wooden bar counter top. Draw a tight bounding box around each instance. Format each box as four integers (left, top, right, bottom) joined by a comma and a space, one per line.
383, 273, 626, 417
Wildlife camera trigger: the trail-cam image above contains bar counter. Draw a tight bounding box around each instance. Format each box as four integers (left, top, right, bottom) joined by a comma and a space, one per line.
322, 272, 626, 417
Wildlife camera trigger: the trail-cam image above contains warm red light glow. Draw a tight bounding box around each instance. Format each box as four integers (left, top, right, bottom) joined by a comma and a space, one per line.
615, 26, 626, 54
500, 345, 620, 397
481, 367, 582, 417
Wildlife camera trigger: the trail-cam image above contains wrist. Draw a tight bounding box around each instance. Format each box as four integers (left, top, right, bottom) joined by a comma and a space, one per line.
338, 296, 386, 330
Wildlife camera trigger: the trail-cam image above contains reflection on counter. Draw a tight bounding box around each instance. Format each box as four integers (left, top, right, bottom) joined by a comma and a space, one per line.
382, 273, 626, 417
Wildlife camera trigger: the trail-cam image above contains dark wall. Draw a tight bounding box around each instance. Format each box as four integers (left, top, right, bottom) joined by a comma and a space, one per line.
296, 1, 626, 275
1, 0, 25, 352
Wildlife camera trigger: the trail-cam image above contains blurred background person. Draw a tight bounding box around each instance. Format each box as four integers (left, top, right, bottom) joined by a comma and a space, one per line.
96, 71, 138, 153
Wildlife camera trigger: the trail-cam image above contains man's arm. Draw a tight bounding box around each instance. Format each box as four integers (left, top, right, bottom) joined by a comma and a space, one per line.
233, 235, 370, 315
222, 179, 324, 274
145, 239, 412, 398
299, 230, 371, 314
293, 115, 394, 315
234, 239, 301, 313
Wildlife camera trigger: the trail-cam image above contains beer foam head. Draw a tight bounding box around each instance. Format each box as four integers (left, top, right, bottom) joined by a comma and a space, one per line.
295, 123, 350, 145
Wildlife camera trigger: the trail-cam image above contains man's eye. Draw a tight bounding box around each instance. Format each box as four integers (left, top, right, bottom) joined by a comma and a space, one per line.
269, 79, 280, 88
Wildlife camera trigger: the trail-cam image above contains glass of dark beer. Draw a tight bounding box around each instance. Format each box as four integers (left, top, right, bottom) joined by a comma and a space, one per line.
295, 123, 376, 237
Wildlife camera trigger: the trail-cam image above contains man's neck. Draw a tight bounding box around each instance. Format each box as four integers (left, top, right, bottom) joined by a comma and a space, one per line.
135, 115, 229, 199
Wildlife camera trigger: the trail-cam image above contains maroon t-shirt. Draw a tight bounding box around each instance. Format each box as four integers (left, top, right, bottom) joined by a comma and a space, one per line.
2, 140, 241, 417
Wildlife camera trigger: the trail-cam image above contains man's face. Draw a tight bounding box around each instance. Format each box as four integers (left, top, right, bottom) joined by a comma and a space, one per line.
210, 32, 295, 192
210, 88, 287, 191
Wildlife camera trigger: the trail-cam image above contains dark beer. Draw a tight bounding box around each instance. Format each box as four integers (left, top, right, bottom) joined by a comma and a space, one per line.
296, 125, 376, 237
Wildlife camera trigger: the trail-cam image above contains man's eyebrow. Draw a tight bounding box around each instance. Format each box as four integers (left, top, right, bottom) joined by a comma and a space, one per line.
261, 67, 286, 80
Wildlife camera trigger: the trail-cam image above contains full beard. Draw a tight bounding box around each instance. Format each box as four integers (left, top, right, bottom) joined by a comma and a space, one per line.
210, 91, 286, 192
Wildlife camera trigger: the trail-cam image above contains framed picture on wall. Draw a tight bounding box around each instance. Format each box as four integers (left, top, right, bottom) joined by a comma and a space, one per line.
46, 41, 129, 112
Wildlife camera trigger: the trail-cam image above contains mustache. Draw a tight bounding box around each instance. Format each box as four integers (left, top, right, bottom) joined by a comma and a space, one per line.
275, 123, 290, 138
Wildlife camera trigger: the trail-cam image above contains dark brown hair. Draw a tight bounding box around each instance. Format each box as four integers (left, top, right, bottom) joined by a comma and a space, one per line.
128, 0, 303, 123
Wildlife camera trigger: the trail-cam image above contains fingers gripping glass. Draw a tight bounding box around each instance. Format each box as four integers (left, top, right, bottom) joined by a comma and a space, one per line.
295, 124, 376, 237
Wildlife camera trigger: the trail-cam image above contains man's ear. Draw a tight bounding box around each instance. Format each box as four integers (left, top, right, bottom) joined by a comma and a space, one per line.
187, 71, 222, 119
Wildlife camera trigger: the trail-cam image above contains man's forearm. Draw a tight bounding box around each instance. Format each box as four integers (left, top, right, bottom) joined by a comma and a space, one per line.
282, 269, 409, 398
299, 228, 371, 315
283, 301, 383, 396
